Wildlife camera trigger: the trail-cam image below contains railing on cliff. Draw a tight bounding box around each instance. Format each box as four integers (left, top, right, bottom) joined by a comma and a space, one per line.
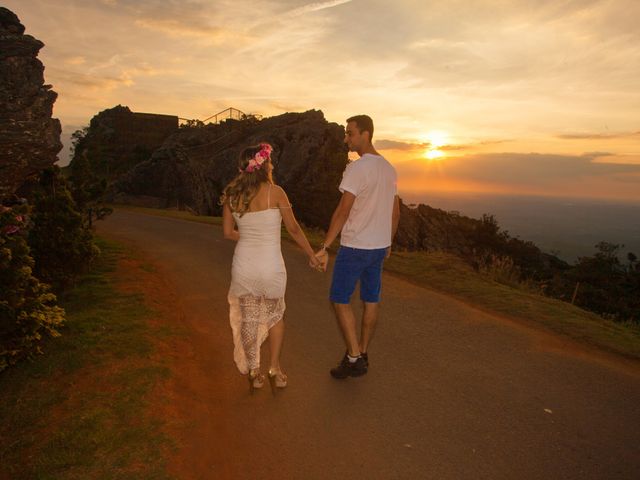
178, 107, 262, 126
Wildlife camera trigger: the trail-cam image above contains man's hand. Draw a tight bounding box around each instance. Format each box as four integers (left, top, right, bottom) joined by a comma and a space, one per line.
314, 249, 329, 272
385, 247, 391, 259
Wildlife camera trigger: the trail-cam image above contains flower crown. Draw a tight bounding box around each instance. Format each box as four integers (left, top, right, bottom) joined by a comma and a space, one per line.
244, 143, 272, 173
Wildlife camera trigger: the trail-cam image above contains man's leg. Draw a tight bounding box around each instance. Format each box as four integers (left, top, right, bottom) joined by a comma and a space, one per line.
330, 302, 367, 378
333, 303, 361, 357
329, 247, 367, 378
358, 248, 387, 364
359, 301, 379, 354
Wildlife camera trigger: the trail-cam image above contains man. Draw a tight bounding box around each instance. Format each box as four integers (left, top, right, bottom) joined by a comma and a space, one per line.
316, 115, 400, 379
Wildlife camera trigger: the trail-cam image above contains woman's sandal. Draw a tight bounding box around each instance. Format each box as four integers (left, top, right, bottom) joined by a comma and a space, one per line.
248, 369, 265, 394
268, 368, 288, 395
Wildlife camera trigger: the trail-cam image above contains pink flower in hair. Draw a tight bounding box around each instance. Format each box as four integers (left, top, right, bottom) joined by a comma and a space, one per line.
244, 143, 272, 173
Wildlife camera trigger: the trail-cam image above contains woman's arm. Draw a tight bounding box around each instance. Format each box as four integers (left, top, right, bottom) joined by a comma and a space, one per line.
275, 186, 321, 269
222, 201, 240, 241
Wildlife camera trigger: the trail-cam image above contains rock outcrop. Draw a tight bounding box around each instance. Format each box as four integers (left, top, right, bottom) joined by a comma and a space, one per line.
114, 110, 348, 229
70, 104, 179, 181
395, 202, 479, 254
0, 7, 62, 199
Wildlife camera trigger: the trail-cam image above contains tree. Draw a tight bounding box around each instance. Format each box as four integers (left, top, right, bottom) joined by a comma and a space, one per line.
68, 126, 113, 227
567, 242, 627, 319
28, 167, 98, 290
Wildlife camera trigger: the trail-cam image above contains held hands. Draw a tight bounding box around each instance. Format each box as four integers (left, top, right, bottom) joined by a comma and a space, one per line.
311, 248, 329, 272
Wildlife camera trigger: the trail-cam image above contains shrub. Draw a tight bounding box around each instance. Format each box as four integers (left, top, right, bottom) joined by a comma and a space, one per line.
0, 202, 65, 371
28, 167, 99, 291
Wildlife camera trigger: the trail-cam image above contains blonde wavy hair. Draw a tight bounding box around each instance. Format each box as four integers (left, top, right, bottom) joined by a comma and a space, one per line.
220, 144, 274, 217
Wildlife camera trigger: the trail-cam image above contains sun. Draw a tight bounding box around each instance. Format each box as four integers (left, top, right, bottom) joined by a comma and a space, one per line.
426, 130, 449, 148
424, 149, 444, 160
420, 130, 449, 160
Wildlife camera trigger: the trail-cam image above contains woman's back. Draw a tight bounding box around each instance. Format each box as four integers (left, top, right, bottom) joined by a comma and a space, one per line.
232, 183, 282, 247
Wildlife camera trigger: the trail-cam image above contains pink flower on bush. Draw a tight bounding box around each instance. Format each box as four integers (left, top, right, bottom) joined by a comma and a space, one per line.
3, 225, 20, 235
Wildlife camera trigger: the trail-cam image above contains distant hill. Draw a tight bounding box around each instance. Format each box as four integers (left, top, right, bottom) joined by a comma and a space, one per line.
402, 193, 640, 262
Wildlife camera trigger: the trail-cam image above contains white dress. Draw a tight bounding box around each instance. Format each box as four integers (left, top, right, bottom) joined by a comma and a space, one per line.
228, 197, 286, 374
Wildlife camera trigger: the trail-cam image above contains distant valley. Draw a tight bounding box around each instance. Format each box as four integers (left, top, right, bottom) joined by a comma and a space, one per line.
402, 193, 640, 263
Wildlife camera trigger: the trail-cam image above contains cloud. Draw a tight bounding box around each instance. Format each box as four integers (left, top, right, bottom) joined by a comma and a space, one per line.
64, 56, 86, 66
283, 0, 353, 17
97, 0, 246, 44
376, 138, 512, 153
440, 144, 471, 151
375, 139, 428, 151
134, 18, 225, 39
557, 131, 640, 140
47, 67, 131, 90
48, 60, 171, 93
393, 151, 640, 200
396, 152, 640, 185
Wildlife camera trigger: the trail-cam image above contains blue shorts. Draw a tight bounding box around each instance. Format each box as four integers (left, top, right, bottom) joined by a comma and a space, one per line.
330, 246, 387, 304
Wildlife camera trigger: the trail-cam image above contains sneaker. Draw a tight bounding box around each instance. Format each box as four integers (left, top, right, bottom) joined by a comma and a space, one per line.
330, 352, 367, 379
361, 352, 369, 368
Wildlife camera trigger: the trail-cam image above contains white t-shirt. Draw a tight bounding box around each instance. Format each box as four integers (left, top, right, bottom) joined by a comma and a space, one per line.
338, 153, 398, 249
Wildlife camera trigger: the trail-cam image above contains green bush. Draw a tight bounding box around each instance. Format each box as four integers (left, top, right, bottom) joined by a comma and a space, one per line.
0, 202, 65, 371
28, 168, 99, 291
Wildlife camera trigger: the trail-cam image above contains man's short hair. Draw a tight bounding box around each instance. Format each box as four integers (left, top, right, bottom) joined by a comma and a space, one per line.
347, 115, 374, 142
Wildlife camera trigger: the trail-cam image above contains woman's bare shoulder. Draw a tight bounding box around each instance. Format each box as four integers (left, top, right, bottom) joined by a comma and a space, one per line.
272, 184, 292, 207
272, 184, 288, 198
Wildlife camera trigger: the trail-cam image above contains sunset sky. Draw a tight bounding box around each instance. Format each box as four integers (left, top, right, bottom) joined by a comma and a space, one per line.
6, 0, 640, 202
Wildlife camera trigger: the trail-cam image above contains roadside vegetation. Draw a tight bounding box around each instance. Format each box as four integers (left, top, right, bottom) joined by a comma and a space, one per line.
0, 238, 174, 480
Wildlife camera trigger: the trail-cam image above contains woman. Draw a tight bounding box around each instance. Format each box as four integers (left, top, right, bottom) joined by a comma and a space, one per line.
221, 143, 322, 393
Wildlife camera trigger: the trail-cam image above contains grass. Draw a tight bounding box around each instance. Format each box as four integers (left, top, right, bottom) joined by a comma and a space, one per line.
384, 251, 640, 359
114, 204, 640, 360
0, 238, 175, 480
115, 204, 222, 226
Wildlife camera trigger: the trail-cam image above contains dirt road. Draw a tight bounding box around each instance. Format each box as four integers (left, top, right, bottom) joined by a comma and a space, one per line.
99, 209, 640, 480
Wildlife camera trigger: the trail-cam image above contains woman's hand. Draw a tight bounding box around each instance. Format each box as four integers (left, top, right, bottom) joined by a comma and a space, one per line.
313, 249, 329, 272
308, 254, 323, 272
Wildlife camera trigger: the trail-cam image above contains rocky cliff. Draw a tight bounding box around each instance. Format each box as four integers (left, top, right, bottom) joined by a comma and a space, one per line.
114, 110, 348, 229
70, 104, 178, 181
395, 202, 479, 255
0, 7, 62, 199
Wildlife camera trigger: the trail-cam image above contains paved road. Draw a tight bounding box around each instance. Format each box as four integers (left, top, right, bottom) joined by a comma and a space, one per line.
99, 210, 640, 480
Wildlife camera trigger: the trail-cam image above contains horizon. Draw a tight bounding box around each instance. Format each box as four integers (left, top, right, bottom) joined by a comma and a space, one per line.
5, 0, 640, 202
400, 191, 640, 264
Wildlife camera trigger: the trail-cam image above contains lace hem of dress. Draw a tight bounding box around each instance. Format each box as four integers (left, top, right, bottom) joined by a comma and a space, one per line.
229, 293, 285, 374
